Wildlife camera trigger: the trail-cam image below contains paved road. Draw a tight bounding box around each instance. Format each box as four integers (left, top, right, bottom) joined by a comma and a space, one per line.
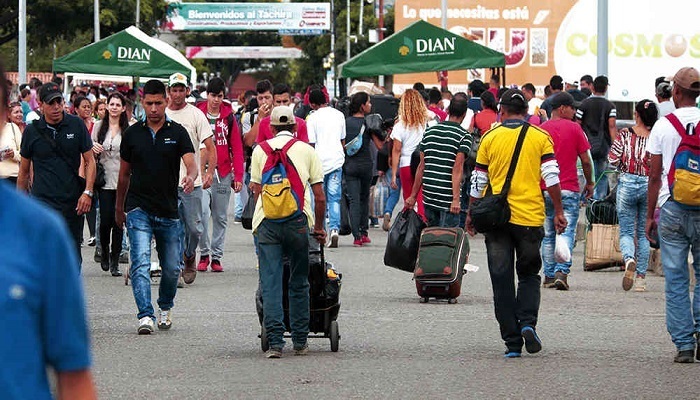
82, 220, 699, 399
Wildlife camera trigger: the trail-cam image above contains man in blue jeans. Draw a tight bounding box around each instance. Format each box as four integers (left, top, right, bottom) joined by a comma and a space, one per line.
540, 92, 594, 290
116, 79, 198, 335
250, 106, 326, 358
646, 67, 700, 363
406, 96, 472, 228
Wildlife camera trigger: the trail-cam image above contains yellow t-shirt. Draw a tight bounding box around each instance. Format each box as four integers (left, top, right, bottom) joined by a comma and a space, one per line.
475, 121, 555, 227
250, 132, 324, 231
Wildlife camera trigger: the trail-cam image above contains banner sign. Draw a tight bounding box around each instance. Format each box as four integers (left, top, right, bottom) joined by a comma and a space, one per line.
164, 2, 331, 32
394, 0, 700, 101
186, 46, 304, 59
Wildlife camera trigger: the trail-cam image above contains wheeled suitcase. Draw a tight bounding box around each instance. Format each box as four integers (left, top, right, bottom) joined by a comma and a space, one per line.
414, 227, 469, 303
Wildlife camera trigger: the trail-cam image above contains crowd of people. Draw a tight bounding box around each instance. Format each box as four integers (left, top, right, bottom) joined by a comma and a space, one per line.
4, 59, 700, 398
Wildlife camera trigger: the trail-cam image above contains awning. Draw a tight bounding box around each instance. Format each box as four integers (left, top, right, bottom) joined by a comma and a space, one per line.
340, 20, 505, 78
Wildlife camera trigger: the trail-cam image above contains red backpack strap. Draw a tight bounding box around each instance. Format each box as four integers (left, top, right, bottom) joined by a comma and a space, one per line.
258, 140, 273, 156
666, 113, 687, 137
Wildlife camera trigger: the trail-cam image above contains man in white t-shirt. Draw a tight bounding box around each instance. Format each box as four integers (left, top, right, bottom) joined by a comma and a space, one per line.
306, 89, 346, 247
646, 67, 700, 364
166, 72, 216, 285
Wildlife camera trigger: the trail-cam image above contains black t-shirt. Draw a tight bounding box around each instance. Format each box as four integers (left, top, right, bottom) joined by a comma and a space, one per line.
120, 120, 195, 219
344, 116, 372, 169
20, 113, 92, 213
576, 96, 617, 159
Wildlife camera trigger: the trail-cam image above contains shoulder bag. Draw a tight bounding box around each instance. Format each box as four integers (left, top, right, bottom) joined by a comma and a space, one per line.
34, 121, 87, 192
469, 122, 529, 233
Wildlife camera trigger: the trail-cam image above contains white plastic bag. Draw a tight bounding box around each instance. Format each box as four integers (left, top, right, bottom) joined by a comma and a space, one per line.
554, 234, 571, 263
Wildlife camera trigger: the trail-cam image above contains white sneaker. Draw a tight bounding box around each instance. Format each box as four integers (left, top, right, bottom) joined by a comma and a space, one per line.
634, 275, 647, 292
329, 230, 339, 248
158, 309, 172, 330
137, 317, 155, 335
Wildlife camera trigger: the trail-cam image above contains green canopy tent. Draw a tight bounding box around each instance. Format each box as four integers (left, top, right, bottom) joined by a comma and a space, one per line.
53, 26, 196, 90
339, 19, 505, 83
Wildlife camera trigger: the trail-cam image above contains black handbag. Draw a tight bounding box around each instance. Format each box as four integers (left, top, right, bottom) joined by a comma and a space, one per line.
95, 156, 106, 190
241, 187, 255, 230
469, 123, 529, 233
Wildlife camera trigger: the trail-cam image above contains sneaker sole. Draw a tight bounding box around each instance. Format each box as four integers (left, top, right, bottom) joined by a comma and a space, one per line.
622, 262, 636, 291
675, 351, 695, 363
329, 236, 338, 248
554, 279, 569, 291
138, 326, 154, 335
522, 327, 542, 354
158, 323, 171, 331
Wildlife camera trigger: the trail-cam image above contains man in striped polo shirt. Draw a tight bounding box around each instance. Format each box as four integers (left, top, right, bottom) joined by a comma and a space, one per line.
406, 95, 472, 227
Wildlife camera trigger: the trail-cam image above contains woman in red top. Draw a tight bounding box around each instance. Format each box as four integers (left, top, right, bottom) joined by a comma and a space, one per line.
469, 91, 498, 134
608, 99, 658, 292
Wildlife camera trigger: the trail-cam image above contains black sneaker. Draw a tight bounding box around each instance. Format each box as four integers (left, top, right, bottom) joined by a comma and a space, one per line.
674, 350, 694, 363
94, 247, 102, 263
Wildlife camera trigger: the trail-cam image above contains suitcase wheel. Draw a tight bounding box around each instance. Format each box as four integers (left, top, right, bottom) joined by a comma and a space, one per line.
419, 297, 429, 303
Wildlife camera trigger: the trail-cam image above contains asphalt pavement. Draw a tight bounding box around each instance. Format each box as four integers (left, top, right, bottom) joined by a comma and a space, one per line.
82, 216, 700, 399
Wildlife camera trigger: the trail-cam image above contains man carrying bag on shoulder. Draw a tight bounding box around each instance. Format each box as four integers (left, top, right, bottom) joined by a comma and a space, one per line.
466, 89, 567, 358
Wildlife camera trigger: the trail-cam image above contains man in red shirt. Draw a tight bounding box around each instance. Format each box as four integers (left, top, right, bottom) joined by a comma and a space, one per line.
196, 77, 245, 272
540, 92, 594, 290
255, 83, 308, 144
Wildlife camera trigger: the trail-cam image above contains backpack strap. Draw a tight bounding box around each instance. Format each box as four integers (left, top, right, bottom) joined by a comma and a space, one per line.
666, 113, 687, 137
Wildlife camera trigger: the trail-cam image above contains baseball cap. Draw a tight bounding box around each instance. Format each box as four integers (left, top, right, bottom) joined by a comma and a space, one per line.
670, 67, 700, 91
168, 72, 189, 88
270, 106, 296, 126
498, 89, 528, 109
38, 82, 63, 103
550, 91, 581, 109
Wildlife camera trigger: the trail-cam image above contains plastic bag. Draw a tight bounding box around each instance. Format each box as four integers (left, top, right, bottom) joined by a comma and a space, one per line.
555, 234, 572, 263
383, 209, 427, 272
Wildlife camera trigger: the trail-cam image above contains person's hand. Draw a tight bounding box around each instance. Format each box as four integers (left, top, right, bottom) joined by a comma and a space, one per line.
405, 196, 416, 210
450, 199, 461, 214
583, 183, 594, 199
390, 176, 398, 190
181, 175, 195, 194
202, 172, 213, 189
538, 109, 548, 121
232, 181, 243, 193
465, 213, 476, 236
92, 143, 104, 155
4, 149, 14, 160
554, 212, 568, 234
76, 194, 92, 215
312, 228, 326, 244
646, 217, 658, 246
377, 170, 385, 177
115, 209, 126, 230
258, 103, 272, 118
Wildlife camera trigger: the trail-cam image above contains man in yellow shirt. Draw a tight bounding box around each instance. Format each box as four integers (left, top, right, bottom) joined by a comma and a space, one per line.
467, 89, 567, 358
250, 106, 326, 358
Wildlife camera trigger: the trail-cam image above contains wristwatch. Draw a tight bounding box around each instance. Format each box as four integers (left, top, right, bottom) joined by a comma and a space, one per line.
83, 190, 94, 198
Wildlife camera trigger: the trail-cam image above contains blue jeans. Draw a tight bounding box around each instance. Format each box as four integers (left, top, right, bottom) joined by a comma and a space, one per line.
616, 173, 650, 276
178, 186, 203, 260
126, 208, 181, 320
424, 204, 461, 228
659, 200, 700, 351
233, 171, 251, 219
542, 191, 581, 277
593, 158, 609, 200
383, 169, 401, 216
257, 215, 310, 350
324, 168, 342, 232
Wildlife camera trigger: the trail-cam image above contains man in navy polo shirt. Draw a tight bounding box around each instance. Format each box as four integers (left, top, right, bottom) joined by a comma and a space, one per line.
116, 79, 197, 334
0, 64, 96, 399
18, 82, 96, 266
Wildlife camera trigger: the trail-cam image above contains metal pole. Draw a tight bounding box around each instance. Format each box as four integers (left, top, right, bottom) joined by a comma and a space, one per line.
94, 0, 100, 41
330, 0, 336, 97
18, 0, 26, 85
359, 0, 364, 37
136, 0, 140, 27
346, 0, 351, 91
441, 0, 447, 29
377, 0, 384, 88
596, 0, 608, 79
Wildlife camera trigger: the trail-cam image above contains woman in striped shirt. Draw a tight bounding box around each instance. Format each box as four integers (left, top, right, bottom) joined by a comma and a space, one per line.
608, 99, 658, 292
